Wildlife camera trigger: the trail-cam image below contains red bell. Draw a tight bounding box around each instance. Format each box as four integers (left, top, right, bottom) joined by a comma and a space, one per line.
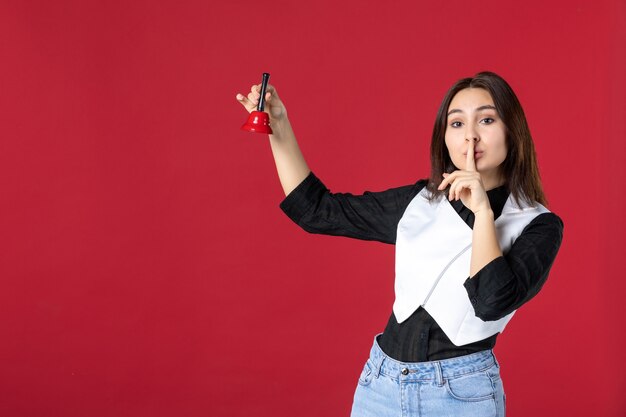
241, 110, 273, 134
241, 72, 273, 135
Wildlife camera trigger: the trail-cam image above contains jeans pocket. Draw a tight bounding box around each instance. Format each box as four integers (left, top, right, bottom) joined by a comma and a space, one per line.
445, 370, 496, 402
357, 360, 374, 387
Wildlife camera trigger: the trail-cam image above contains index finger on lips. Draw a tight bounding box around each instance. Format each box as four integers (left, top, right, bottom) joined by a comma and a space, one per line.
466, 139, 477, 171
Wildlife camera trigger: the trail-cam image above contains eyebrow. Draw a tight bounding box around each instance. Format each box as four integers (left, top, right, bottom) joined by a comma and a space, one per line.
447, 105, 497, 116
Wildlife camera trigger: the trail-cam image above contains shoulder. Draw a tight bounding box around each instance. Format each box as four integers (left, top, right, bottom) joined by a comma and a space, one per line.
393, 178, 429, 197
511, 212, 564, 257
532, 211, 563, 225
524, 211, 563, 235
364, 178, 428, 194
501, 193, 564, 248
323, 175, 429, 204
506, 193, 564, 230
367, 178, 430, 206
399, 178, 430, 198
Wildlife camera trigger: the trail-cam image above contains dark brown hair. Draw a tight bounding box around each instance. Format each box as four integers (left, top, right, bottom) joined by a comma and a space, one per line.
426, 71, 547, 206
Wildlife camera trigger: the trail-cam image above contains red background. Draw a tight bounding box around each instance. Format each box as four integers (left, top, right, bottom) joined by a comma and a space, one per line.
1, 0, 624, 416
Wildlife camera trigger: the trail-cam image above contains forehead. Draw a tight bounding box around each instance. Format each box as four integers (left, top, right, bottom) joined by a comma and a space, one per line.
448, 88, 494, 110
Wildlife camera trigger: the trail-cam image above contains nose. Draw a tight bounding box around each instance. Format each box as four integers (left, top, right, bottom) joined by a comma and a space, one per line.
464, 125, 480, 142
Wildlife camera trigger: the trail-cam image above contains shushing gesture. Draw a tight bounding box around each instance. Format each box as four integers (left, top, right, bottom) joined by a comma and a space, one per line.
437, 138, 491, 215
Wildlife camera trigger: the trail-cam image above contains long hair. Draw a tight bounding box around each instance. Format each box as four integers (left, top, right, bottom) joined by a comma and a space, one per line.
426, 71, 547, 206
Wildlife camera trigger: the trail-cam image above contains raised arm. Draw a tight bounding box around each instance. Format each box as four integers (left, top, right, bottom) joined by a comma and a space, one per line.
236, 84, 310, 195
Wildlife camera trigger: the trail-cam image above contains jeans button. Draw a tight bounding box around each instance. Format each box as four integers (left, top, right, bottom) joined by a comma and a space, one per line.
401, 368, 409, 375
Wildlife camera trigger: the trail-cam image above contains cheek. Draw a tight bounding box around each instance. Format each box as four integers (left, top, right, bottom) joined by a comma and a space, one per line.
496, 133, 508, 160
444, 135, 464, 169
445, 132, 463, 155
497, 127, 507, 148
444, 132, 456, 152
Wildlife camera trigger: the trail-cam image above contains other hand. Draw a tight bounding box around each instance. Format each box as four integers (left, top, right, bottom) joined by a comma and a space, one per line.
235, 84, 287, 122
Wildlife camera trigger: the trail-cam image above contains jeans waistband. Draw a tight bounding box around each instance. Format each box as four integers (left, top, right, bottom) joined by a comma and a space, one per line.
368, 334, 498, 383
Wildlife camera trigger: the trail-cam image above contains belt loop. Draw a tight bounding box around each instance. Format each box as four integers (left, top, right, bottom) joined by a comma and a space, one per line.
374, 355, 385, 378
492, 350, 500, 369
434, 362, 444, 387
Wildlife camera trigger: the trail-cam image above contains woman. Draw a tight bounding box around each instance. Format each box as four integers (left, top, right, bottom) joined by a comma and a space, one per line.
236, 72, 563, 417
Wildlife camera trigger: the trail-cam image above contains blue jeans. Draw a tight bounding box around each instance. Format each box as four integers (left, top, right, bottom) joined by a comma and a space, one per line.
351, 335, 505, 417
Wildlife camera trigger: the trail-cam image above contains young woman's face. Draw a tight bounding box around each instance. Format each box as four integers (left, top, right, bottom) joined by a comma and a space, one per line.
444, 88, 508, 187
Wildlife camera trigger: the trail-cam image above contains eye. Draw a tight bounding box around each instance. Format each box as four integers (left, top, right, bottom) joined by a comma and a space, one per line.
450, 121, 463, 128
480, 117, 495, 125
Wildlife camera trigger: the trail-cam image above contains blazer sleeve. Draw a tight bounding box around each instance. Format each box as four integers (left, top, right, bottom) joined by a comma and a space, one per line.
280, 172, 427, 244
463, 212, 564, 321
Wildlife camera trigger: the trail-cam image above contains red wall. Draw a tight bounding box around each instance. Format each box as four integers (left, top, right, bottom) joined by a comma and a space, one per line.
1, 1, 624, 416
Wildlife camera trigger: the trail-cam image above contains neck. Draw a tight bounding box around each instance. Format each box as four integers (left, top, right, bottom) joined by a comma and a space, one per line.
482, 171, 506, 191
